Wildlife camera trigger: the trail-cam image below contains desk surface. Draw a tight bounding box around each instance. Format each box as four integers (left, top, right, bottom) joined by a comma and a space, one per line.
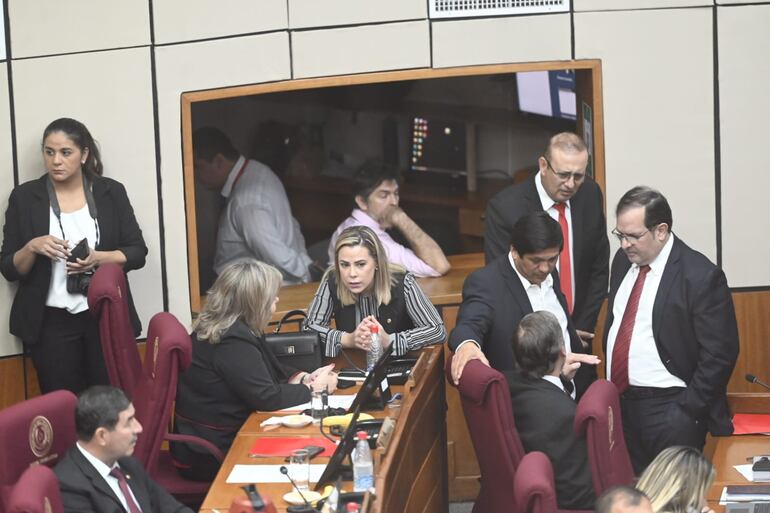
709, 435, 770, 505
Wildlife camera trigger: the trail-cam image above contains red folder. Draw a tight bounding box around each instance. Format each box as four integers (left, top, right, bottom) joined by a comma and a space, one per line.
248, 437, 338, 457
733, 414, 770, 435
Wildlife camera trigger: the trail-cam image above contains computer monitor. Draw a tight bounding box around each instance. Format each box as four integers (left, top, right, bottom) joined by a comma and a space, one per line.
409, 116, 467, 175
346, 344, 394, 414
516, 70, 576, 120
314, 407, 362, 490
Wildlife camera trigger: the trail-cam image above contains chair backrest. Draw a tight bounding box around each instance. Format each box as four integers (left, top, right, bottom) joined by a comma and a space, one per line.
514, 451, 558, 513
445, 357, 525, 513
131, 312, 193, 476
574, 379, 634, 495
6, 465, 64, 513
87, 263, 143, 395
0, 390, 77, 512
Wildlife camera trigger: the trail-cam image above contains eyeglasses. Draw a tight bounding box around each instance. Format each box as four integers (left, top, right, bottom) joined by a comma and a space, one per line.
611, 228, 651, 244
544, 157, 586, 184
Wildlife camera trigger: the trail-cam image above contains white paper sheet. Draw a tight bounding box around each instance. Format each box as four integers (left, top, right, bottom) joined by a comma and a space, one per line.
226, 464, 327, 484
733, 464, 770, 483
279, 395, 356, 413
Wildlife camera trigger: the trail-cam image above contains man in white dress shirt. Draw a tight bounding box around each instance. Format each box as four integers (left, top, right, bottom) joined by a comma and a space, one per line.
194, 126, 312, 284
604, 186, 738, 473
54, 386, 192, 513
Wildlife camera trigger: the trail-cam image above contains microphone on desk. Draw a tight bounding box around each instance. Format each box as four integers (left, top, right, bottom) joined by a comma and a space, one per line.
746, 373, 770, 392
279, 466, 317, 513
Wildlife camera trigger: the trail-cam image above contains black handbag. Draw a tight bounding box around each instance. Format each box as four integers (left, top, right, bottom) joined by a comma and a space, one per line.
264, 310, 322, 373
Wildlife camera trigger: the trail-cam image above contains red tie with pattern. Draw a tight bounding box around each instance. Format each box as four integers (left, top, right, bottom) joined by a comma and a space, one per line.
553, 203, 573, 313
610, 265, 651, 393
109, 467, 142, 513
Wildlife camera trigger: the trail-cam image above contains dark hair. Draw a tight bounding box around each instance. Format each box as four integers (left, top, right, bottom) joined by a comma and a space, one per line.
596, 486, 649, 513
509, 211, 563, 255
42, 118, 103, 178
352, 161, 400, 204
193, 126, 240, 162
513, 311, 564, 378
616, 186, 673, 231
75, 386, 131, 441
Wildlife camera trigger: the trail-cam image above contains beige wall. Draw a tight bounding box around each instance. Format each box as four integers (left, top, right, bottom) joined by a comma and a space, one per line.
0, 1, 767, 357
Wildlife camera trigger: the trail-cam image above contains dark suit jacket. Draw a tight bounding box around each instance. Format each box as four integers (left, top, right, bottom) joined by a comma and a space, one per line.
504, 370, 595, 510
449, 255, 595, 396
484, 174, 609, 333
174, 320, 311, 455
603, 237, 739, 435
0, 174, 147, 342
54, 445, 193, 513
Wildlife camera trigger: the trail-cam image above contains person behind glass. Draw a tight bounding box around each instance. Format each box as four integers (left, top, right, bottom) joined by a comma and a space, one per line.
305, 225, 446, 359
636, 446, 715, 513
172, 260, 338, 481
0, 118, 147, 394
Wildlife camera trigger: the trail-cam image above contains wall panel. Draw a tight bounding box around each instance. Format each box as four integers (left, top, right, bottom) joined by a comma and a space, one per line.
575, 0, 710, 10
8, 0, 149, 58
575, 8, 717, 260
292, 21, 429, 79
717, 4, 770, 287
152, 0, 288, 45
289, 0, 426, 29
11, 48, 162, 336
154, 33, 291, 326
432, 14, 571, 68
0, 66, 20, 357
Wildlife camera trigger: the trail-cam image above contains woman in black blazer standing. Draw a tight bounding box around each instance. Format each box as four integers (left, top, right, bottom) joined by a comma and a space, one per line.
0, 118, 147, 394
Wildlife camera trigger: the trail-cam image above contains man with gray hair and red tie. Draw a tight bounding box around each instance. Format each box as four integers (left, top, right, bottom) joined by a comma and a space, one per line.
604, 186, 738, 473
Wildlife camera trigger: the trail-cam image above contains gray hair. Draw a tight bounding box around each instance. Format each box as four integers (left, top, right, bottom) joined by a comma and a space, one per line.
513, 310, 564, 378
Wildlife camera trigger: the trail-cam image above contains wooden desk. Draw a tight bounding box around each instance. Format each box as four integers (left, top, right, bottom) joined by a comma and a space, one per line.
200, 346, 447, 513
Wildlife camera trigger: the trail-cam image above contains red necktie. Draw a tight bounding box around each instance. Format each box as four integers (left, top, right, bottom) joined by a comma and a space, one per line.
610, 265, 651, 393
553, 203, 573, 313
109, 467, 142, 513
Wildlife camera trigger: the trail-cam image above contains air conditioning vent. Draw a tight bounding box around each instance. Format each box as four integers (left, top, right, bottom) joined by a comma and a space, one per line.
430, 0, 569, 19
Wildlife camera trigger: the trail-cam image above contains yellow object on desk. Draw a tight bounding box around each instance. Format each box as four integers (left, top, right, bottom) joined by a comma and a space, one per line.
322, 412, 374, 428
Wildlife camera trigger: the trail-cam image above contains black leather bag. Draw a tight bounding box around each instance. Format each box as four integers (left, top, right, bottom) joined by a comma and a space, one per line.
264, 310, 322, 373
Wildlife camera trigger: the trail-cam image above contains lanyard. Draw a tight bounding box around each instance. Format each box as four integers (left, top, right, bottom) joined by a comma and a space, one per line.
46, 175, 100, 246
231, 159, 249, 191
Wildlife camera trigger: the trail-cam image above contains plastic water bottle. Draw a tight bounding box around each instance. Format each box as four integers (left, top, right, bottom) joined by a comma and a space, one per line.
366, 325, 382, 372
352, 431, 374, 492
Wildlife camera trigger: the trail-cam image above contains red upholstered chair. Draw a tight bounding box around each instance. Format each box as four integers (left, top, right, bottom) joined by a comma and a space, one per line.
574, 379, 635, 495
6, 465, 64, 513
87, 263, 143, 395
132, 312, 224, 505
445, 357, 525, 513
0, 390, 78, 512
514, 451, 559, 513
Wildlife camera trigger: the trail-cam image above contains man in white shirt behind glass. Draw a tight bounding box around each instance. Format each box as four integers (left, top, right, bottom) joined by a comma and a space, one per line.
54, 386, 193, 513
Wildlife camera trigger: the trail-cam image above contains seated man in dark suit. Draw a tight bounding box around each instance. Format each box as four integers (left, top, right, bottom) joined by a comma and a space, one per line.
54, 386, 193, 513
505, 310, 598, 510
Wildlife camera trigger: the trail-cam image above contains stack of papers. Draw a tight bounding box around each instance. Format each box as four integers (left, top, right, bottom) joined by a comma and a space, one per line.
723, 485, 770, 503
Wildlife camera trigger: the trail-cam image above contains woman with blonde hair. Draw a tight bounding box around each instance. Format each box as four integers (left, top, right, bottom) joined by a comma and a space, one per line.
636, 446, 715, 513
305, 225, 445, 359
172, 260, 337, 481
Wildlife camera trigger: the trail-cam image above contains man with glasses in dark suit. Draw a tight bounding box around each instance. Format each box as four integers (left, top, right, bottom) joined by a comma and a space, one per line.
604, 186, 738, 472
485, 132, 609, 349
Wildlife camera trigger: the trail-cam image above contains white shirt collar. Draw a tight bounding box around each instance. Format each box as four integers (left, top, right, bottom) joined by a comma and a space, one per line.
535, 171, 570, 211
220, 155, 246, 199
542, 374, 565, 391
508, 251, 554, 290
639, 233, 675, 276
76, 441, 116, 479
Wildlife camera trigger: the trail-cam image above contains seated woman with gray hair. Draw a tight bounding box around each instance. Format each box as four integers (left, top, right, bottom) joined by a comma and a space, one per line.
172, 260, 338, 481
636, 446, 715, 513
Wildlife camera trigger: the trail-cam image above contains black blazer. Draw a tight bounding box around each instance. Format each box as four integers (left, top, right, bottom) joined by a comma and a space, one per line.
449, 255, 595, 396
484, 174, 609, 333
54, 445, 193, 513
174, 320, 311, 453
504, 370, 595, 510
328, 272, 414, 335
0, 174, 147, 342
603, 237, 739, 435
